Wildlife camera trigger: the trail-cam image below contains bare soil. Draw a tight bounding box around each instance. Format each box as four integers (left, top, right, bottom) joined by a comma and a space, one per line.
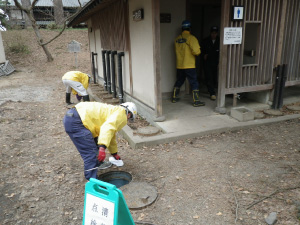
1, 29, 300, 225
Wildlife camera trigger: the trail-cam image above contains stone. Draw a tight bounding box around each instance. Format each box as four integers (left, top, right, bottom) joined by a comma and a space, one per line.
286, 105, 300, 111
265, 212, 277, 225
263, 109, 283, 116
231, 107, 254, 122
136, 126, 160, 136
120, 182, 158, 209
153, 115, 166, 122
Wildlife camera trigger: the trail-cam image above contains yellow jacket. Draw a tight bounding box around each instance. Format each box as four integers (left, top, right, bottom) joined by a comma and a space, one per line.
75, 102, 127, 154
62, 71, 89, 95
175, 31, 201, 69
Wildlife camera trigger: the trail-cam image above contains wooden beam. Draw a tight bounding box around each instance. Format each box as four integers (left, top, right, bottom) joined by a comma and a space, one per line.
216, 0, 230, 112
152, 0, 162, 117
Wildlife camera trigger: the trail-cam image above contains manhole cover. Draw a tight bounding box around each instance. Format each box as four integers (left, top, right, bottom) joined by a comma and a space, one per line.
98, 171, 132, 188
136, 126, 160, 136
287, 105, 300, 111
120, 182, 157, 209
263, 109, 283, 116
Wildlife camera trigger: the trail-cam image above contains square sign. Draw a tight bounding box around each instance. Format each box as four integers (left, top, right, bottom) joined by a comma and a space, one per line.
84, 193, 115, 225
224, 27, 243, 45
68, 40, 81, 53
232, 6, 244, 21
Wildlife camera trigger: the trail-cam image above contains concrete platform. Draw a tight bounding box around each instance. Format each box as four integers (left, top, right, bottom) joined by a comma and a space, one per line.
89, 85, 300, 148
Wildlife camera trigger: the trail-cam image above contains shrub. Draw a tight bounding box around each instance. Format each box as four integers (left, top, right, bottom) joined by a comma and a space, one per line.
6, 34, 30, 54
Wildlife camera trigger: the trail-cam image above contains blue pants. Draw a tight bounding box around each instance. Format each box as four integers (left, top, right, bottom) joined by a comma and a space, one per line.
63, 108, 100, 180
174, 68, 199, 90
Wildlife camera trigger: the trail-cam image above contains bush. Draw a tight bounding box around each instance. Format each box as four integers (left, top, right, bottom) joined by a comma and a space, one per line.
46, 22, 63, 30
6, 34, 30, 54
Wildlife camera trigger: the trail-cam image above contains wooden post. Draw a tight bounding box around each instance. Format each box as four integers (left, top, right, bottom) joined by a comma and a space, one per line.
152, 0, 163, 118
269, 0, 288, 103
216, 0, 230, 114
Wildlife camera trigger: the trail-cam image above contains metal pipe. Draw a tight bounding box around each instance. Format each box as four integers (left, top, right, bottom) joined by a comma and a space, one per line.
117, 52, 125, 103
101, 50, 107, 90
278, 64, 287, 109
91, 52, 97, 84
106, 50, 112, 94
111, 51, 117, 98
272, 65, 282, 109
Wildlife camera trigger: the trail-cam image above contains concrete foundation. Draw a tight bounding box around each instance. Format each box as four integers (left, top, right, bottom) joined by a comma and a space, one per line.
231, 106, 255, 122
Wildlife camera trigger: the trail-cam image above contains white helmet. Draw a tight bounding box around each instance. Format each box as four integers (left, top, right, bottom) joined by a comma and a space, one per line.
120, 102, 137, 121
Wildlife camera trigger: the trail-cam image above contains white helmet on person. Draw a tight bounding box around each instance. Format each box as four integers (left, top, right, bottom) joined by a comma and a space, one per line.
120, 102, 137, 121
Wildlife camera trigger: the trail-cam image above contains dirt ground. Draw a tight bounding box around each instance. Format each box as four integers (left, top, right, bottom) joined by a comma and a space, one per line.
1, 29, 300, 225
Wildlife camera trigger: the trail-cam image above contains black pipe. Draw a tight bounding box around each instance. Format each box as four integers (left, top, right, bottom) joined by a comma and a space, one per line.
272, 65, 282, 109
91, 52, 97, 84
111, 51, 117, 98
117, 52, 125, 103
278, 64, 287, 109
102, 50, 107, 90
106, 51, 112, 94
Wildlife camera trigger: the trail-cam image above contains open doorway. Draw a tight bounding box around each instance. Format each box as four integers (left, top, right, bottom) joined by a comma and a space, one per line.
187, 0, 221, 99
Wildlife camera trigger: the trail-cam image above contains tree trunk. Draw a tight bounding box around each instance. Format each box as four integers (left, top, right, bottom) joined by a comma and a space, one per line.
21, 0, 31, 28
53, 0, 64, 26
28, 12, 54, 62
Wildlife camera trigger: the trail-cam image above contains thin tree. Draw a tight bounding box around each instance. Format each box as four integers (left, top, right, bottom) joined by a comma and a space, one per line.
53, 0, 64, 26
13, 0, 71, 62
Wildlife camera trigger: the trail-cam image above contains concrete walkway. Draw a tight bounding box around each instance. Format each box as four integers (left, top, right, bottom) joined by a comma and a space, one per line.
89, 85, 300, 148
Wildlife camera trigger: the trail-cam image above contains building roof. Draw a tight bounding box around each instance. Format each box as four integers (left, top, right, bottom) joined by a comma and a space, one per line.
67, 0, 116, 27
8, 0, 90, 8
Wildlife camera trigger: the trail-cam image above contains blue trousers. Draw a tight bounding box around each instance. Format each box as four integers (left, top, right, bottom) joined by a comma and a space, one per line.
174, 68, 199, 91
63, 108, 100, 180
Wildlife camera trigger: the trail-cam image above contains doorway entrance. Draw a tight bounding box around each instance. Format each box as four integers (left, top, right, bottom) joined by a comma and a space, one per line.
187, 0, 221, 98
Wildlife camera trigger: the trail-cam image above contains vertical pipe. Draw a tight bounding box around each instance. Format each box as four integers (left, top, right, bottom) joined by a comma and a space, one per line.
91, 52, 97, 84
102, 50, 107, 90
111, 51, 117, 98
117, 52, 125, 103
106, 51, 112, 94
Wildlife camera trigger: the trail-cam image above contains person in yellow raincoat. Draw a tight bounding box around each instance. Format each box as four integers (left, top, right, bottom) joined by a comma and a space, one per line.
172, 20, 205, 107
62, 71, 91, 104
63, 102, 137, 180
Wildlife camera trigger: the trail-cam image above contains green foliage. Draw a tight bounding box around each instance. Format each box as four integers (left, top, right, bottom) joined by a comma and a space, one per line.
6, 34, 30, 54
46, 23, 64, 30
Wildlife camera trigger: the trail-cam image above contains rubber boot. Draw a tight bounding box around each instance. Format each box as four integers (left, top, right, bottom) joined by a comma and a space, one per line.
192, 90, 205, 107
171, 87, 180, 103
83, 95, 90, 102
66, 93, 72, 104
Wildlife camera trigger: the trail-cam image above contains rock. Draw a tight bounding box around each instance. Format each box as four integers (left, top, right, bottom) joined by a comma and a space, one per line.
265, 212, 277, 225
136, 126, 160, 136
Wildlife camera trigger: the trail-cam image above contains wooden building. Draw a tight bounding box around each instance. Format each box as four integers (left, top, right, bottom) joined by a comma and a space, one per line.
68, 0, 300, 120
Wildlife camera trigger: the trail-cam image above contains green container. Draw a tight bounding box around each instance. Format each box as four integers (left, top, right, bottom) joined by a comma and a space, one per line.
82, 178, 135, 225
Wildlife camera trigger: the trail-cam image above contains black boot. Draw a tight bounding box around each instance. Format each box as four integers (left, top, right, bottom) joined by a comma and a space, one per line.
192, 90, 205, 107
171, 87, 180, 103
83, 95, 90, 102
66, 93, 72, 104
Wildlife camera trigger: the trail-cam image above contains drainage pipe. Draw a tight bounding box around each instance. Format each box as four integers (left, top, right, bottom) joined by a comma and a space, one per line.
106, 50, 112, 94
91, 52, 97, 84
111, 51, 117, 98
117, 52, 125, 103
101, 50, 107, 90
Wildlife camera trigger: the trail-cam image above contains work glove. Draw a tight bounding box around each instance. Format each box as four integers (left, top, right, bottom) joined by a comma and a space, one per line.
112, 152, 121, 160
98, 146, 106, 162
76, 94, 82, 101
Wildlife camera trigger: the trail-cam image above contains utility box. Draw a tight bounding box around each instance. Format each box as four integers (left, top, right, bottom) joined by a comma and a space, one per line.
231, 106, 254, 122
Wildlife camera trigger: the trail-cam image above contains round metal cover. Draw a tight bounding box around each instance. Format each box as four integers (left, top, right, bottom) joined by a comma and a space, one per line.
120, 182, 157, 209
98, 171, 132, 188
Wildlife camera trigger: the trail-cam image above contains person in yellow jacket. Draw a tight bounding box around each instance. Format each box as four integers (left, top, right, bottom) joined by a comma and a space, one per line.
62, 71, 91, 104
172, 20, 205, 107
63, 102, 137, 180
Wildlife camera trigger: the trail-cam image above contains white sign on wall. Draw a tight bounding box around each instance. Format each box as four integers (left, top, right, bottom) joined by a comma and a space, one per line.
224, 27, 243, 45
232, 6, 244, 20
